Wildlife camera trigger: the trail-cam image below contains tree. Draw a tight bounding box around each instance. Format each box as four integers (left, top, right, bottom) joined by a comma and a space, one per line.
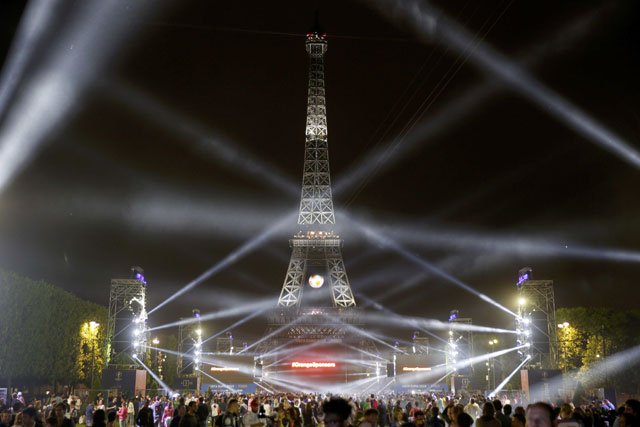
556, 307, 640, 393
0, 270, 107, 387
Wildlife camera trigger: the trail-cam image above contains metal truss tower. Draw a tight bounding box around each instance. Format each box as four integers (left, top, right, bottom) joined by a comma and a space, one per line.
216, 333, 234, 354
106, 268, 148, 366
177, 317, 202, 376
276, 20, 356, 309
516, 272, 558, 369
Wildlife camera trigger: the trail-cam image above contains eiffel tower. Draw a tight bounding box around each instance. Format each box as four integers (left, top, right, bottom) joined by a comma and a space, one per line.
257, 20, 377, 377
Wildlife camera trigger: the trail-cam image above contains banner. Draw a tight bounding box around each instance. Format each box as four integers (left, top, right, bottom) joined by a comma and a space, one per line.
101, 369, 146, 397
201, 383, 256, 393
174, 377, 198, 390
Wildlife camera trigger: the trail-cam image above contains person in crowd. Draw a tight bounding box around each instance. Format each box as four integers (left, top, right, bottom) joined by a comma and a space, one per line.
274, 407, 286, 427
492, 401, 510, 427
153, 400, 164, 427
244, 399, 266, 427
210, 400, 220, 427
391, 407, 406, 427
137, 401, 154, 427
525, 402, 555, 427
127, 399, 135, 427
106, 399, 118, 416
196, 399, 209, 427
284, 407, 302, 427
116, 401, 128, 427
12, 412, 23, 427
162, 402, 174, 427
179, 402, 198, 427
510, 414, 525, 427
301, 402, 316, 427
427, 407, 444, 427
616, 401, 640, 427
321, 399, 352, 427
464, 399, 480, 423
458, 414, 474, 427
557, 404, 580, 427
446, 405, 465, 427
618, 413, 638, 427
475, 403, 500, 427
21, 408, 42, 427
93, 410, 106, 427
53, 404, 73, 427
378, 400, 388, 427
216, 399, 241, 427
170, 405, 186, 427
1, 410, 12, 427
401, 410, 425, 427
86, 401, 95, 427
360, 409, 379, 427
106, 411, 117, 427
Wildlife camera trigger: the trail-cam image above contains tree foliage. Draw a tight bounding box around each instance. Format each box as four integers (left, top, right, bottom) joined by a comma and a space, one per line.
0, 270, 107, 386
556, 307, 640, 393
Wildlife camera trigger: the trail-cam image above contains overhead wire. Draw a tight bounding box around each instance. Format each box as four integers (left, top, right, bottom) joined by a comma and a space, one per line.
342, 0, 514, 208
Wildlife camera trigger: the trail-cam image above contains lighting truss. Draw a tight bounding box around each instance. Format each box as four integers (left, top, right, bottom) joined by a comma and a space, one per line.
516, 273, 558, 368
106, 273, 148, 366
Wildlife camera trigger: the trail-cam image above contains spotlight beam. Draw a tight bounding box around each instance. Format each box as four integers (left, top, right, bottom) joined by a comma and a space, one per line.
148, 212, 294, 315
370, 0, 640, 168
103, 80, 300, 196
361, 312, 515, 335
380, 221, 640, 264
0, 1, 159, 192
0, 0, 63, 118
348, 215, 519, 318
334, 5, 607, 198
201, 309, 267, 345
199, 369, 236, 393
491, 356, 530, 397
148, 298, 275, 331
132, 355, 174, 394
357, 292, 448, 345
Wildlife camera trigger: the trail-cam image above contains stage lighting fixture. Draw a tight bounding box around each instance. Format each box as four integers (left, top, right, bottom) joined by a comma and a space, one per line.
131, 266, 147, 285
193, 309, 201, 318
448, 310, 459, 322
517, 267, 532, 287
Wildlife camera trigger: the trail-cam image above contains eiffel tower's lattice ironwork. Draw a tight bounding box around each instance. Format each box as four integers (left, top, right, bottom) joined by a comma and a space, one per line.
277, 23, 356, 309
298, 27, 334, 226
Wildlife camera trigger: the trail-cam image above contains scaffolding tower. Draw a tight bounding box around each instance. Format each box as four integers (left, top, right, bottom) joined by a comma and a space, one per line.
516, 273, 558, 369
177, 316, 202, 376
216, 333, 234, 354
106, 269, 148, 367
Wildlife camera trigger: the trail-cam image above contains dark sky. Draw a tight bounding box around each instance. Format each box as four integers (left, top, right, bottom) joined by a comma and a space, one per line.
0, 0, 639, 346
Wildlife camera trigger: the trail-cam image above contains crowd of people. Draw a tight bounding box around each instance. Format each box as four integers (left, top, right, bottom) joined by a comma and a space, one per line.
0, 391, 638, 427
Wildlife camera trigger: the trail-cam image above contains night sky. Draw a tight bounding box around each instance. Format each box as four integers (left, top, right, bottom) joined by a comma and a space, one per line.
0, 0, 639, 345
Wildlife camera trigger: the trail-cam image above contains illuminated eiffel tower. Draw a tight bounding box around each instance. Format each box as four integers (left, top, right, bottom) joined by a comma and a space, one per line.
257, 20, 375, 371
277, 19, 356, 311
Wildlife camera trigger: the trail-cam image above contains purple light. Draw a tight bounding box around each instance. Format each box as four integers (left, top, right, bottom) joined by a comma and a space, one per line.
517, 267, 532, 287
